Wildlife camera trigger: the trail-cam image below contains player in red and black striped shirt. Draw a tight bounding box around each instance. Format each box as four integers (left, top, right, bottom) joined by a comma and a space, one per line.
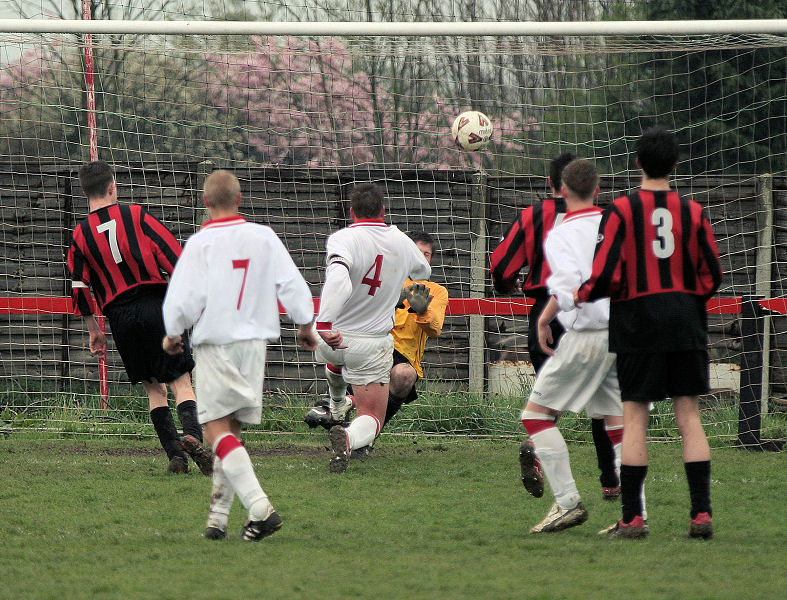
490, 153, 620, 501
576, 127, 722, 539
67, 160, 212, 475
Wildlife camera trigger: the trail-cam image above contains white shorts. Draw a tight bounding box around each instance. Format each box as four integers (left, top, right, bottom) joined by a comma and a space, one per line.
193, 339, 267, 425
527, 328, 622, 418
315, 332, 394, 385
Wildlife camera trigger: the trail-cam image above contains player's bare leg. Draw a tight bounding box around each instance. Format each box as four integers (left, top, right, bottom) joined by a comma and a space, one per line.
674, 395, 713, 538
169, 372, 212, 476
329, 382, 388, 473
144, 379, 189, 473
385, 363, 417, 425
205, 417, 282, 541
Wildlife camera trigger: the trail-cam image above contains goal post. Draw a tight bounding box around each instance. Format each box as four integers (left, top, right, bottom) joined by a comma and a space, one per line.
0, 17, 785, 446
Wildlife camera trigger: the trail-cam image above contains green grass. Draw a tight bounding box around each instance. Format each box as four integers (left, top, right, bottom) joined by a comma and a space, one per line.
4, 382, 786, 446
0, 437, 783, 600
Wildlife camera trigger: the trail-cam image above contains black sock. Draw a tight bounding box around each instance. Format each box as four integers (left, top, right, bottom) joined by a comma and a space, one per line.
150, 407, 184, 460
591, 417, 618, 487
684, 460, 712, 519
620, 464, 648, 523
176, 400, 202, 442
384, 394, 405, 427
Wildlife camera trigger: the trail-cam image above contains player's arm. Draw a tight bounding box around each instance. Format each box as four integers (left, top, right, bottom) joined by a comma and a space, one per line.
490, 211, 528, 295
161, 240, 206, 343
576, 205, 625, 304
141, 208, 182, 275
315, 235, 353, 348
413, 283, 448, 338
315, 260, 352, 348
271, 235, 317, 350
544, 231, 583, 312
67, 236, 105, 358
536, 296, 560, 356
696, 207, 723, 298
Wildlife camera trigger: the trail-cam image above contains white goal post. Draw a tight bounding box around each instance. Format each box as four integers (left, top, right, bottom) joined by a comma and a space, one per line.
0, 18, 785, 35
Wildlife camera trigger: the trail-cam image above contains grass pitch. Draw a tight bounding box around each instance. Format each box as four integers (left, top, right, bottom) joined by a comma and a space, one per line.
0, 436, 783, 600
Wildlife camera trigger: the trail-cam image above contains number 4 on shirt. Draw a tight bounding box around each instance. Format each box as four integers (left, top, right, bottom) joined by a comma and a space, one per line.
361, 254, 384, 296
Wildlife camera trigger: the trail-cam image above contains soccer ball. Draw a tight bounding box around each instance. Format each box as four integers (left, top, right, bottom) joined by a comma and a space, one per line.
451, 110, 493, 151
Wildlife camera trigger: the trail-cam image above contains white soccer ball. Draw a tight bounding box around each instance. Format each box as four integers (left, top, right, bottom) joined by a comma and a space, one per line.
451, 110, 493, 151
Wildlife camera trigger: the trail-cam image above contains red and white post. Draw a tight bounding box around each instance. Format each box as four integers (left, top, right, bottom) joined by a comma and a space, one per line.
82, 0, 108, 408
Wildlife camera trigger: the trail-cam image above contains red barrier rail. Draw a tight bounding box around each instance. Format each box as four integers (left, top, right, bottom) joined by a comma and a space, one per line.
2, 295, 785, 316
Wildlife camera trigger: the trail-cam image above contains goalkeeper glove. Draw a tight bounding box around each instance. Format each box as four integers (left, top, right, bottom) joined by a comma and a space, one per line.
402, 283, 433, 315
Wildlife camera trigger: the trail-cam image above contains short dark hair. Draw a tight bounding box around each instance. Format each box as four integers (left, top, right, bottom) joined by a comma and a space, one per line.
349, 183, 384, 219
561, 158, 599, 199
408, 231, 436, 253
78, 160, 114, 198
549, 152, 576, 193
636, 126, 679, 179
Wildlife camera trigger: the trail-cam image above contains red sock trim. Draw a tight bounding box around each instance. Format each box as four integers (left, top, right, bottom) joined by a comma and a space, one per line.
326, 363, 342, 374
215, 434, 242, 460
606, 427, 624, 446
522, 418, 556, 437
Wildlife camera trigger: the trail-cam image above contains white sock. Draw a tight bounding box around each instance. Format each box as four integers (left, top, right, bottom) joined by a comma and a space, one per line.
325, 366, 347, 402
214, 434, 273, 521
345, 415, 379, 450
206, 455, 234, 530
531, 426, 581, 509
325, 366, 349, 418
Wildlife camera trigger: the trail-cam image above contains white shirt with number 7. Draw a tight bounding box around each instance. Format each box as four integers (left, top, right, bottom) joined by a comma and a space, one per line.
162, 216, 314, 345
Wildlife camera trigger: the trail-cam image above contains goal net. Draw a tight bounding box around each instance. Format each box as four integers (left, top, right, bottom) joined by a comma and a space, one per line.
0, 5, 785, 445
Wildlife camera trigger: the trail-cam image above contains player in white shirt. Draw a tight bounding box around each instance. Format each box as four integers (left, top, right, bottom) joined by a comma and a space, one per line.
519, 159, 626, 534
162, 170, 317, 541
315, 183, 431, 473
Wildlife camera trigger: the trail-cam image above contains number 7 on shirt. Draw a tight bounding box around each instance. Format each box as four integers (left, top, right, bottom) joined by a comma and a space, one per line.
232, 258, 250, 309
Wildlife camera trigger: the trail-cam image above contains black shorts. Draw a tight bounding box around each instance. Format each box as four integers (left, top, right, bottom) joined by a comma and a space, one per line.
103, 286, 195, 385
616, 350, 709, 402
392, 349, 419, 403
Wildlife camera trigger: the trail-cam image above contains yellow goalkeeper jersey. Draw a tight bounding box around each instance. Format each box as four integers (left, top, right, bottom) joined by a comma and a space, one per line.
391, 279, 449, 378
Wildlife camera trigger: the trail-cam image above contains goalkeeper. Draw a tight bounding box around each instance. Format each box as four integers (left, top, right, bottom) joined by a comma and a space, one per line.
304, 231, 448, 438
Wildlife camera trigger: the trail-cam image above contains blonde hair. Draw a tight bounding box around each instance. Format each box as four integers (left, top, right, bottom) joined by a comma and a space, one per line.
203, 170, 241, 209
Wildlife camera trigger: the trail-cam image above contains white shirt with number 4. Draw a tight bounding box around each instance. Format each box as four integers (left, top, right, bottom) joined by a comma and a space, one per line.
162, 216, 314, 345
316, 219, 431, 336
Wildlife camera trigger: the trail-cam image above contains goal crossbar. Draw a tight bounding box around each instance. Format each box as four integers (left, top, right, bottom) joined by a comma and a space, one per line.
0, 19, 785, 36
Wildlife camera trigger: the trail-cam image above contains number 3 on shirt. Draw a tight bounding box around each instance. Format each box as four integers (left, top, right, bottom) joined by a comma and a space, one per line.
361, 254, 384, 296
232, 259, 250, 309
651, 208, 675, 259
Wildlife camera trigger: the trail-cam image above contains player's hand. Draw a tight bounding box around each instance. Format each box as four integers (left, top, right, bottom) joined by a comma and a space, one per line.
572, 287, 582, 307
162, 334, 185, 355
512, 277, 523, 295
89, 330, 107, 360
396, 287, 408, 309
297, 324, 318, 351
536, 316, 555, 356
319, 329, 347, 350
402, 283, 433, 315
